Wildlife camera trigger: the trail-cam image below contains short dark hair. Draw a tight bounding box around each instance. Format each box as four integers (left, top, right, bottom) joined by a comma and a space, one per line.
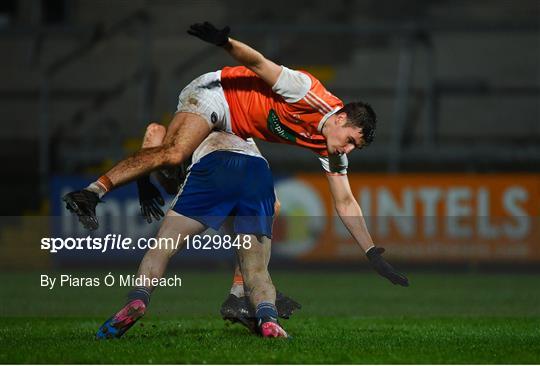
337, 101, 377, 146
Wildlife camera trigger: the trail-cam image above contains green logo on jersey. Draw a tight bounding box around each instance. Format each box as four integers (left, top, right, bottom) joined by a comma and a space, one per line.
267, 109, 297, 143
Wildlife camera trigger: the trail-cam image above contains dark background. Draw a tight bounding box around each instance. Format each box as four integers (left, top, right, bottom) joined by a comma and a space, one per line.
0, 0, 538, 213
0, 7, 538, 363
0, 0, 538, 271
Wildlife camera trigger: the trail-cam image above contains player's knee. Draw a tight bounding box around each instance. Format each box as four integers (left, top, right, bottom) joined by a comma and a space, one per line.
143, 123, 166, 148
146, 123, 166, 136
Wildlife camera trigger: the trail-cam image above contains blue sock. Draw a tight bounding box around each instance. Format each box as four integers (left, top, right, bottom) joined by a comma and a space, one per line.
256, 302, 278, 325
127, 286, 151, 306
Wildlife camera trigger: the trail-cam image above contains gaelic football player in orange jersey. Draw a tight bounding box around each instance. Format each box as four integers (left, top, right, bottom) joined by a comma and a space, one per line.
64, 22, 408, 293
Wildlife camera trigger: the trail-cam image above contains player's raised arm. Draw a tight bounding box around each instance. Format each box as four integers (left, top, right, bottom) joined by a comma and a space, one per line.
187, 22, 282, 87
326, 173, 409, 287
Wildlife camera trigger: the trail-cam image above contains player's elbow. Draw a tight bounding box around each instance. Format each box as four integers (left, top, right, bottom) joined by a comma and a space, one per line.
244, 50, 266, 69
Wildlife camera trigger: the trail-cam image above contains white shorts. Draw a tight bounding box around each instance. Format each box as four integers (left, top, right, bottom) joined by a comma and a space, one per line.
176, 71, 232, 132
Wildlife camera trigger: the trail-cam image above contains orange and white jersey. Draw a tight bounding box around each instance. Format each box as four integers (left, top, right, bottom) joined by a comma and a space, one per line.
219, 66, 348, 174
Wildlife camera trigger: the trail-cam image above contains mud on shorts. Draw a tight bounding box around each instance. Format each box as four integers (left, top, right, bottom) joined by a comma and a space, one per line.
171, 150, 276, 238
176, 70, 232, 131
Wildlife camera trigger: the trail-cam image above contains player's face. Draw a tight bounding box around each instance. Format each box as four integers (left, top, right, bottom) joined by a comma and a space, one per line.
327, 116, 364, 155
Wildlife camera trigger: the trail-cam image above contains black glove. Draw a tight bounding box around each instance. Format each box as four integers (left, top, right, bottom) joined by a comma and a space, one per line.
366, 246, 409, 287
136, 176, 165, 223
187, 22, 230, 46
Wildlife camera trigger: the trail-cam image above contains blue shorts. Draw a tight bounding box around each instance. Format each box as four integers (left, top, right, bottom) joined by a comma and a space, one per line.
172, 151, 275, 238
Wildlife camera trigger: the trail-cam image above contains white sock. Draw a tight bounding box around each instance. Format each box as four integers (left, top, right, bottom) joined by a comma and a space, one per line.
230, 283, 245, 297
86, 182, 107, 198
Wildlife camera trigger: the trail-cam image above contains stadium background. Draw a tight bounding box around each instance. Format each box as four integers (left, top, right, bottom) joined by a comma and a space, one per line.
0, 0, 539, 363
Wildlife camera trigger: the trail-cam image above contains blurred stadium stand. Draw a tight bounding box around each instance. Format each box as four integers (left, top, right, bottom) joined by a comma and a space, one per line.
0, 0, 538, 213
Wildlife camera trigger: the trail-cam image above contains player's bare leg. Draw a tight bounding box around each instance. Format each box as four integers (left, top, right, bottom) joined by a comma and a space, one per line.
64, 113, 211, 230
220, 197, 300, 333
96, 210, 206, 339
237, 236, 275, 307
127, 122, 178, 189
227, 197, 279, 294
237, 235, 288, 338
134, 211, 206, 289
136, 123, 183, 223
104, 112, 211, 187
142, 121, 189, 194
136, 123, 169, 221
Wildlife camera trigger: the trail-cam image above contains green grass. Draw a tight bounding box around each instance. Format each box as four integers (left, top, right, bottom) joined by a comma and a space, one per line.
1, 271, 539, 363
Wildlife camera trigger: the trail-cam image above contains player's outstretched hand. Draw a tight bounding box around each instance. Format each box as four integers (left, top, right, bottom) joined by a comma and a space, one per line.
366, 246, 409, 287
187, 21, 230, 46
137, 176, 165, 223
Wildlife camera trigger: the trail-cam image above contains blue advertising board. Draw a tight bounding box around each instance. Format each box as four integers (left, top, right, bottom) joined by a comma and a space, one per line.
50, 176, 234, 266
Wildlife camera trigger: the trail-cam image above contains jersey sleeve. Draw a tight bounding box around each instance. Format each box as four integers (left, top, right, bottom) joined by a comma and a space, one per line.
271, 66, 312, 103
318, 153, 348, 175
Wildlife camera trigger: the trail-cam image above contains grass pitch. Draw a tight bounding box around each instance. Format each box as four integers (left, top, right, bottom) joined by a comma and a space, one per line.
1, 271, 539, 363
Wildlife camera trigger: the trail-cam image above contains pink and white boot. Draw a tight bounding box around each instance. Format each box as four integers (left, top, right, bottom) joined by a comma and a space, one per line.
260, 321, 289, 338
96, 299, 147, 339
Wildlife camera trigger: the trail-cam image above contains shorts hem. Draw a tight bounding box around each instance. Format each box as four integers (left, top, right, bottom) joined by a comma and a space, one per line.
234, 230, 272, 239
172, 209, 219, 231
